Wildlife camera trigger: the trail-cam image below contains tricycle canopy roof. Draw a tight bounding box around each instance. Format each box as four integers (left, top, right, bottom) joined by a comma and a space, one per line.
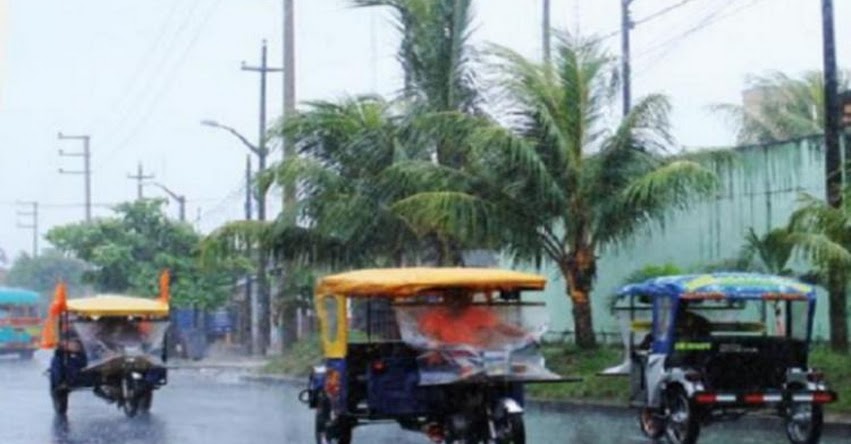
66, 295, 169, 317
616, 273, 816, 301
0, 287, 40, 305
315, 267, 546, 298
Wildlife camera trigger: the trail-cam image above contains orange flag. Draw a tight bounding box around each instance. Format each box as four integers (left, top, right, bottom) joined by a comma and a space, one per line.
40, 282, 68, 349
157, 269, 170, 305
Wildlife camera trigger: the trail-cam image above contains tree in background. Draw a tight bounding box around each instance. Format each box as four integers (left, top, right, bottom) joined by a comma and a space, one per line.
389, 35, 719, 348
47, 200, 246, 310
5, 249, 89, 296
713, 70, 851, 144
785, 191, 851, 352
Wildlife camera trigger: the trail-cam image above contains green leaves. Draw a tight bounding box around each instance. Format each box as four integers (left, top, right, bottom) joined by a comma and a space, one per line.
46, 200, 241, 309
712, 69, 851, 144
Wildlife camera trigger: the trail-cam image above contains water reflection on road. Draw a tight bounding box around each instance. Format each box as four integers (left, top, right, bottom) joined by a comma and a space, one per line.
0, 353, 845, 443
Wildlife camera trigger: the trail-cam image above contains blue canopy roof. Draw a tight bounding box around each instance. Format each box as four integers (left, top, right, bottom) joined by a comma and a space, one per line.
617, 273, 816, 301
0, 288, 41, 305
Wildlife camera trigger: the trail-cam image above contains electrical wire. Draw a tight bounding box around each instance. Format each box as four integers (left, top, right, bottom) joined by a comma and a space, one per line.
96, 0, 224, 169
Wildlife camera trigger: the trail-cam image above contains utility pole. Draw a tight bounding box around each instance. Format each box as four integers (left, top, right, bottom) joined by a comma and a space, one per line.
542, 0, 551, 65
58, 133, 92, 222
283, 0, 297, 224
621, 0, 634, 117
242, 40, 282, 356
16, 201, 38, 257
821, 0, 848, 352
127, 162, 155, 200
244, 155, 254, 353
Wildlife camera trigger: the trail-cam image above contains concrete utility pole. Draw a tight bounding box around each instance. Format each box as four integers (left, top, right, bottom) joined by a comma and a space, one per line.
244, 155, 254, 352
58, 133, 92, 222
621, 0, 634, 117
16, 201, 38, 257
147, 181, 186, 221
542, 0, 551, 65
242, 40, 283, 356
283, 0, 297, 224
127, 162, 155, 200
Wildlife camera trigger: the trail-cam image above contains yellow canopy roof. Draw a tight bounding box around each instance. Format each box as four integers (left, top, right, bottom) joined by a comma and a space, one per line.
66, 295, 169, 317
315, 267, 547, 298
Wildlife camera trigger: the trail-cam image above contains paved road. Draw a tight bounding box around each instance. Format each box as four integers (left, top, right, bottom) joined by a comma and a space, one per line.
0, 352, 846, 443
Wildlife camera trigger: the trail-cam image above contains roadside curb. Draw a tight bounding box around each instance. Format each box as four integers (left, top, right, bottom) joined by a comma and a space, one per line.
241, 372, 851, 429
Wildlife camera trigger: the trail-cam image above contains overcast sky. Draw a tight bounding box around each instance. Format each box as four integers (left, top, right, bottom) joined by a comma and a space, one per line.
0, 0, 849, 259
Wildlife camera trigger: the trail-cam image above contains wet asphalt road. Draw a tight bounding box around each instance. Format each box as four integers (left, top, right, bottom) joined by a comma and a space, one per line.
1, 353, 847, 443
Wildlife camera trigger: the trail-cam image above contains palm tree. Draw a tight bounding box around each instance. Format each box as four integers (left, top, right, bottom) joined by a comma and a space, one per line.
388, 34, 719, 348
787, 191, 851, 352
738, 227, 796, 275
713, 70, 851, 144
353, 0, 480, 264
268, 95, 429, 267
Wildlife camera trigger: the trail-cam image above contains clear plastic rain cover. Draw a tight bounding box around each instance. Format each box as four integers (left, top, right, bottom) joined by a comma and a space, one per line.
71, 317, 169, 369
394, 303, 561, 385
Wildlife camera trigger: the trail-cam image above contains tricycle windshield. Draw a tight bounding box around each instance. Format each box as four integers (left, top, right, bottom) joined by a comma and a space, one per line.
69, 315, 169, 367
391, 292, 557, 385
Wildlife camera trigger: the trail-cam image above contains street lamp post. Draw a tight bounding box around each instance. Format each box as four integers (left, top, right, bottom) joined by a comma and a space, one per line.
202, 119, 270, 356
146, 181, 186, 222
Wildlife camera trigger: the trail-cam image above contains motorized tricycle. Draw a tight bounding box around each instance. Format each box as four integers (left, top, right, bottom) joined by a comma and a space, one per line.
41, 272, 171, 417
300, 267, 578, 444
602, 273, 837, 444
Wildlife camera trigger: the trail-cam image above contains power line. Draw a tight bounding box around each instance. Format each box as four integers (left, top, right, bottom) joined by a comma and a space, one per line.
634, 0, 764, 71
633, 0, 700, 27
96, 0, 223, 169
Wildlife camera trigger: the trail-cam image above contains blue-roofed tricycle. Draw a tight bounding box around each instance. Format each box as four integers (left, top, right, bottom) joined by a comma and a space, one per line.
603, 273, 837, 444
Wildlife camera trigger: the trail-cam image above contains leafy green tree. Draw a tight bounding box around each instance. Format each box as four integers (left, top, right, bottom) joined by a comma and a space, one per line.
47, 200, 245, 309
389, 35, 718, 348
713, 70, 851, 144
5, 249, 89, 296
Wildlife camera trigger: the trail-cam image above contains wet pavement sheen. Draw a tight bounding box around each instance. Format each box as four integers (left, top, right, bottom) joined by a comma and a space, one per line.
1, 353, 846, 443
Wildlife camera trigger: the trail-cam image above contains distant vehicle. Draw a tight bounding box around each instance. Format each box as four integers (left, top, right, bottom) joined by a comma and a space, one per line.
300, 267, 579, 444
603, 273, 837, 444
42, 272, 171, 417
0, 287, 42, 359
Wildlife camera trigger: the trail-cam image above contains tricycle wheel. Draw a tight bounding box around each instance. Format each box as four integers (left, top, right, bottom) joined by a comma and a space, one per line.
785, 403, 823, 444
638, 407, 664, 439
315, 397, 352, 444
664, 387, 700, 444
51, 388, 69, 416
139, 391, 154, 413
123, 397, 140, 418
494, 413, 525, 444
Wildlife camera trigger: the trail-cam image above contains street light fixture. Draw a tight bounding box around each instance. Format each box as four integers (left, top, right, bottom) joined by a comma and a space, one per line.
146, 181, 186, 222
201, 120, 264, 157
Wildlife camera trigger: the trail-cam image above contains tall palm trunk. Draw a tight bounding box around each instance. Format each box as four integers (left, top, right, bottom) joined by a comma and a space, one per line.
827, 267, 849, 352
559, 247, 597, 349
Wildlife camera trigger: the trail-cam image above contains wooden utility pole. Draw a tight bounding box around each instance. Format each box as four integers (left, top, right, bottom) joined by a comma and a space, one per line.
58, 133, 92, 222
16, 201, 38, 257
621, 0, 634, 117
127, 163, 155, 200
542, 0, 551, 65
820, 0, 848, 352
243, 40, 283, 356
